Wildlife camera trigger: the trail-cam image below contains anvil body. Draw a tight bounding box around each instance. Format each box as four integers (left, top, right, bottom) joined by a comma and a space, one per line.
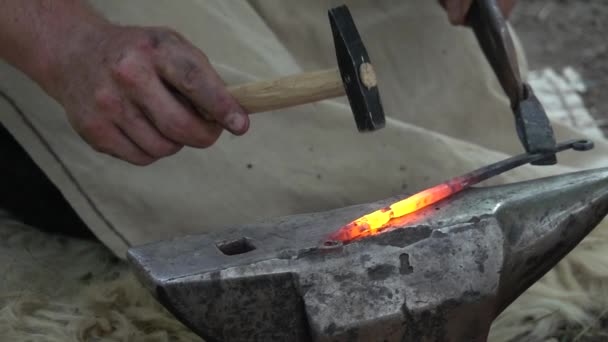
129, 168, 608, 342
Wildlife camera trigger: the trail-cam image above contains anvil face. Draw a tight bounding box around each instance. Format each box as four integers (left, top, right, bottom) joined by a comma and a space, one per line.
128, 168, 608, 342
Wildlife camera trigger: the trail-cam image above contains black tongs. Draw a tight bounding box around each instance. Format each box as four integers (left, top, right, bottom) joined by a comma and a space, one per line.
468, 0, 558, 165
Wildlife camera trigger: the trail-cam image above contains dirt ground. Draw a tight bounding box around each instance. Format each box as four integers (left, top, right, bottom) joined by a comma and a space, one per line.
512, 0, 608, 133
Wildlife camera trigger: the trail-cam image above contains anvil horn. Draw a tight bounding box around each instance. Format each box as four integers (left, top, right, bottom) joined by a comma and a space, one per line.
128, 168, 608, 342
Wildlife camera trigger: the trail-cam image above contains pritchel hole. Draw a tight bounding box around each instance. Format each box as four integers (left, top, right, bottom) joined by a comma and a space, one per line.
216, 238, 256, 256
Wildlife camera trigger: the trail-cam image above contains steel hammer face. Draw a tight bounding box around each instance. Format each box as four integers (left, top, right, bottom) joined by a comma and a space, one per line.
128, 168, 608, 342
329, 5, 385, 132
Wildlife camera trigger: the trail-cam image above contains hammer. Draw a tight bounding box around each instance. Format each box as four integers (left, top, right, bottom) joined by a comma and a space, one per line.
228, 5, 385, 132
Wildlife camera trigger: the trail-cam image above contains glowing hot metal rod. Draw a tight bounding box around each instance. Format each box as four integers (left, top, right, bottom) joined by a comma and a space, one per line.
326, 139, 595, 244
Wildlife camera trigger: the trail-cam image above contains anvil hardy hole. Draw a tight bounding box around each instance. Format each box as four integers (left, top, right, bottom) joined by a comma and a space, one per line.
216, 237, 256, 256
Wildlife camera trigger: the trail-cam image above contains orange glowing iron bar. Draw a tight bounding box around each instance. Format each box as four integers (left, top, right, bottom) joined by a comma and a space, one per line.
325, 139, 593, 244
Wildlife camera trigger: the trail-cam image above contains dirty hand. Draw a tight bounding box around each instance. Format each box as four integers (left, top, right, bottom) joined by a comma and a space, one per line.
46, 24, 249, 165
440, 0, 518, 25
1, 0, 249, 166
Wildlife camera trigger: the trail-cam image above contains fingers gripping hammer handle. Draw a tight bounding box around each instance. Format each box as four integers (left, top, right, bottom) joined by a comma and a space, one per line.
228, 68, 344, 114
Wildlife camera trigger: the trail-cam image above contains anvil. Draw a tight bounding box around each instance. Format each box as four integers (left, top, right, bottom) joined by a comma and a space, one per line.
129, 167, 608, 341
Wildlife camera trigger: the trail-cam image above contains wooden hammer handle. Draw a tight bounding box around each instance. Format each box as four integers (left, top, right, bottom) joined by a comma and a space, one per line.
228, 68, 344, 114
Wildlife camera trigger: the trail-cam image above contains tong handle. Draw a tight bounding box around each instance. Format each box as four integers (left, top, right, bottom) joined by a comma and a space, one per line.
468, 0, 523, 108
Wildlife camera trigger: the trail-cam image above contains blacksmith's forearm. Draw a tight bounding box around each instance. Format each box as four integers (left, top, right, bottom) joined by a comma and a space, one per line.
0, 0, 108, 89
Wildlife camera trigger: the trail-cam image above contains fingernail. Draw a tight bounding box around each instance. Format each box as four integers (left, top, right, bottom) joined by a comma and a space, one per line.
225, 112, 247, 134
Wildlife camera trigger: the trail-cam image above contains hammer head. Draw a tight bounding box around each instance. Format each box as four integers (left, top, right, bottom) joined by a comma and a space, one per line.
128, 168, 608, 341
329, 5, 386, 132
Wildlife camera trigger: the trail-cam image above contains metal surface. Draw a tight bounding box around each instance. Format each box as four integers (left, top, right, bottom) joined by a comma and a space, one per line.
129, 167, 608, 341
468, 0, 523, 106
457, 138, 593, 184
514, 84, 558, 165
468, 0, 557, 164
329, 5, 385, 132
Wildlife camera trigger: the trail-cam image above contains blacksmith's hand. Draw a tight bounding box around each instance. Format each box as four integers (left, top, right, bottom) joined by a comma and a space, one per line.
0, 1, 249, 166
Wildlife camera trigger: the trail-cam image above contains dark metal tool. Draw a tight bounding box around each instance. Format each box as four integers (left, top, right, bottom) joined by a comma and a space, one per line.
228, 5, 385, 132
468, 0, 557, 165
128, 144, 607, 342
